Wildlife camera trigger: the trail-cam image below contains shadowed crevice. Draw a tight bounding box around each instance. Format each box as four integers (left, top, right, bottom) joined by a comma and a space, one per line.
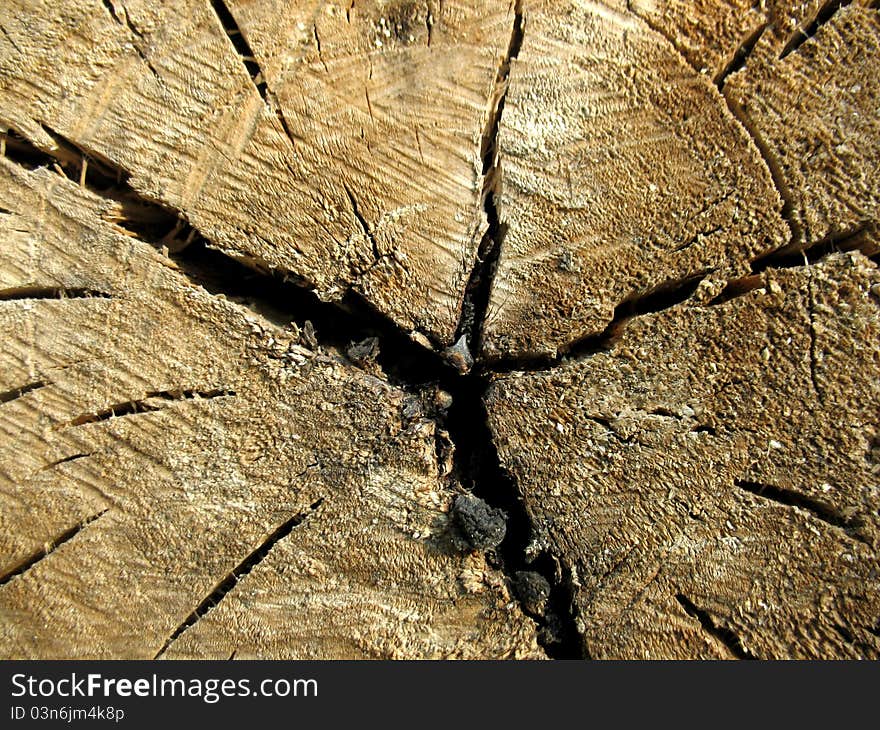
58, 389, 236, 429
488, 271, 709, 373
0, 510, 109, 588
0, 380, 49, 405
153, 498, 324, 658
675, 593, 754, 659
715, 22, 769, 87
734, 479, 869, 546
779, 0, 851, 59
444, 374, 584, 658
455, 2, 524, 357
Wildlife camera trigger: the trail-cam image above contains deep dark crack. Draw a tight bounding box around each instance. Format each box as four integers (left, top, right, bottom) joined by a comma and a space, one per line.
675, 593, 754, 659
8, 2, 875, 660
779, 0, 851, 60
455, 2, 523, 355
0, 380, 49, 406
734, 479, 869, 546
443, 373, 583, 658
715, 22, 769, 87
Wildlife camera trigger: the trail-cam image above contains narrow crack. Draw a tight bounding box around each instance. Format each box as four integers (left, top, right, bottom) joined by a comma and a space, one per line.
779, 0, 851, 59
721, 93, 803, 247
627, 0, 810, 255
210, 0, 267, 99
0, 23, 22, 54
153, 498, 324, 658
715, 22, 769, 88
751, 223, 877, 271
209, 0, 302, 153
488, 217, 878, 375
343, 183, 380, 262
0, 509, 109, 588
626, 0, 703, 73
455, 2, 523, 356
734, 479, 869, 546
675, 593, 754, 659
710, 223, 877, 304
806, 266, 824, 404
489, 271, 709, 373
101, 0, 162, 82
57, 389, 236, 429
38, 453, 93, 472
313, 23, 330, 73
0, 285, 111, 301
0, 380, 49, 405
425, 1, 434, 47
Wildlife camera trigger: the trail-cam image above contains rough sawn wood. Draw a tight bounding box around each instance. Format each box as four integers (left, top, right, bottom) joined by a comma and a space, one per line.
487, 253, 880, 659
0, 0, 515, 348
0, 160, 541, 659
0, 0, 878, 661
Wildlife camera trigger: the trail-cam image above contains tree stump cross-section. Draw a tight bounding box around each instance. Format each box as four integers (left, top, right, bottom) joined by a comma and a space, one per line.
0, 0, 878, 659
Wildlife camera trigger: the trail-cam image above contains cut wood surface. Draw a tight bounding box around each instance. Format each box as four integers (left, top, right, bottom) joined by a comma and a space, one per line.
0, 0, 514, 348
724, 5, 880, 249
0, 0, 878, 659
481, 0, 788, 361
0, 161, 540, 659
487, 253, 880, 659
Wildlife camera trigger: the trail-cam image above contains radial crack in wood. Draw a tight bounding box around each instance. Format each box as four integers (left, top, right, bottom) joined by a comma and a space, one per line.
480, 0, 789, 362
1, 0, 878, 662
0, 0, 517, 349
486, 253, 880, 659
0, 160, 541, 659
723, 5, 880, 251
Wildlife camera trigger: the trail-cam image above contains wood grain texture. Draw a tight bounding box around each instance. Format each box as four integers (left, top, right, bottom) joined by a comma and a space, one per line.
486, 253, 880, 659
622, 1, 878, 81
0, 0, 515, 348
1, 0, 878, 661
0, 160, 541, 659
480, 0, 788, 362
616, 1, 880, 248
724, 5, 880, 250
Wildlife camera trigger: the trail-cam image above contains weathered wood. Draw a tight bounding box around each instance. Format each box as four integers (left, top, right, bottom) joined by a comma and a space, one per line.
1, 0, 878, 661
624, 1, 877, 80
724, 5, 880, 249
487, 253, 880, 659
0, 0, 515, 348
480, 0, 788, 362
621, 2, 880, 248
0, 160, 541, 659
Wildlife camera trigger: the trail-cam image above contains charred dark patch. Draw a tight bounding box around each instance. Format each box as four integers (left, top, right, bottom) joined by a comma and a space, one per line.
59, 389, 235, 429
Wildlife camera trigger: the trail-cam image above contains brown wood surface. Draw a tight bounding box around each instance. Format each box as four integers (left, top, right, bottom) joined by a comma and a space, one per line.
0, 0, 878, 659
